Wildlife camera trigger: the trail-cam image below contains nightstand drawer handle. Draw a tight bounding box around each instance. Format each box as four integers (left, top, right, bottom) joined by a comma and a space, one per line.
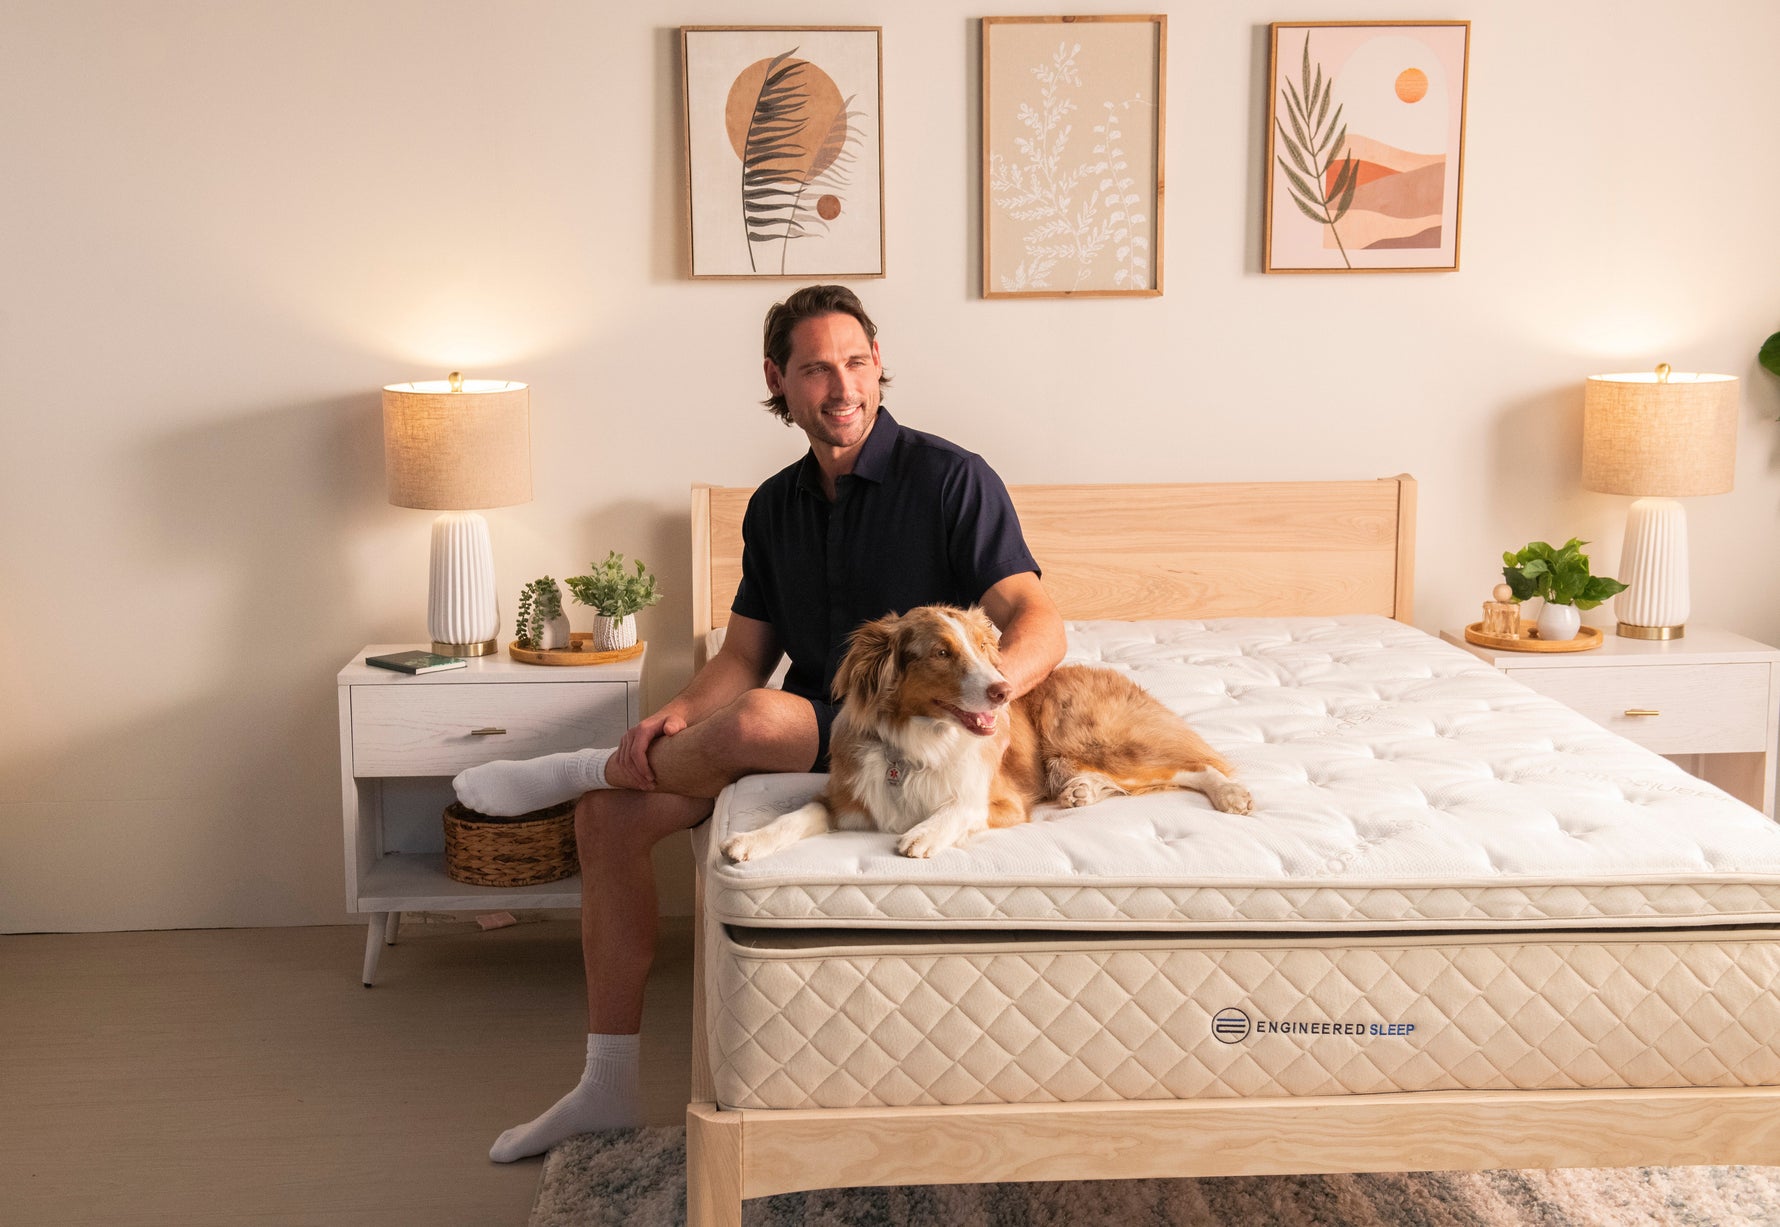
1624, 709, 1661, 718
469, 727, 509, 736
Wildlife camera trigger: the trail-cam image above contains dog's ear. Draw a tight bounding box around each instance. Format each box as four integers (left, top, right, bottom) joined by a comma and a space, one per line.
835, 615, 900, 707
967, 605, 1004, 659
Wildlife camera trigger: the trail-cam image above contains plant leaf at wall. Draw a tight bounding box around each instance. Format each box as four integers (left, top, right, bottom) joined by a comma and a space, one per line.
1501, 539, 1628, 610
734, 49, 862, 274
1274, 33, 1358, 269
565, 552, 662, 619
1761, 331, 1780, 380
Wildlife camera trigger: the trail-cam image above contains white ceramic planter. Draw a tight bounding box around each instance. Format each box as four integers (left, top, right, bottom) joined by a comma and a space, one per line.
538, 614, 573, 650
592, 613, 638, 651
1535, 601, 1581, 641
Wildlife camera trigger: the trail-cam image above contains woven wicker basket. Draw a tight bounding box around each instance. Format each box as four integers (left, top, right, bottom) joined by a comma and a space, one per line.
442, 800, 579, 887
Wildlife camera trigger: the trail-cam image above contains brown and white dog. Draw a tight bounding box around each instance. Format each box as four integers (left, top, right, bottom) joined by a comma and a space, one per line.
721, 604, 1253, 862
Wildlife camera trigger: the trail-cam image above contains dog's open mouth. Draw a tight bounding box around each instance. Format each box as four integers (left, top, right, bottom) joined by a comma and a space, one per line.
941, 703, 1000, 736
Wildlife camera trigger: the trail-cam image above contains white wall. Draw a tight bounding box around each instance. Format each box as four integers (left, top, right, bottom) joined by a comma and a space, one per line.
5, 0, 1779, 931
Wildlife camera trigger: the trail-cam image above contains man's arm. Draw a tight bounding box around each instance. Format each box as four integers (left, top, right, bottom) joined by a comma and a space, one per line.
980, 571, 1066, 700
611, 612, 784, 789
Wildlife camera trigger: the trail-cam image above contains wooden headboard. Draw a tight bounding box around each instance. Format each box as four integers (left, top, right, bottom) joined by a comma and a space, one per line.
691, 476, 1416, 645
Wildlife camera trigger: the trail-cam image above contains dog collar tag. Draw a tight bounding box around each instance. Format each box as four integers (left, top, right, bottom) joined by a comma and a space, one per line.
886, 759, 906, 787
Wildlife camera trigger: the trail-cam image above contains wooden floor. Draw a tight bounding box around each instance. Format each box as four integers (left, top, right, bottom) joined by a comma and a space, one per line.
1, 918, 694, 1227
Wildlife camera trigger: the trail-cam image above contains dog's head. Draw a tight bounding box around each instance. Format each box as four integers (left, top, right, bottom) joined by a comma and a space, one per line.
833, 604, 1011, 737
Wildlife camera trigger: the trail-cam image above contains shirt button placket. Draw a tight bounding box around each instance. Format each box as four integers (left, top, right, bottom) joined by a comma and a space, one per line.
826, 480, 852, 678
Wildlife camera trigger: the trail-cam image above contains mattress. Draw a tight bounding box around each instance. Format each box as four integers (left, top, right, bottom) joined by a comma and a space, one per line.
697, 617, 1780, 1111
705, 616, 1780, 932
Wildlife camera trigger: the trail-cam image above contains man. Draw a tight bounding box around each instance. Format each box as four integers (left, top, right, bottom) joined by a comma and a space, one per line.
455, 285, 1065, 1162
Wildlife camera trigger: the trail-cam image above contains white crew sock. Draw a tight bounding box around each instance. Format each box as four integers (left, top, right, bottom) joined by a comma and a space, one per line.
452, 747, 616, 817
489, 1032, 642, 1163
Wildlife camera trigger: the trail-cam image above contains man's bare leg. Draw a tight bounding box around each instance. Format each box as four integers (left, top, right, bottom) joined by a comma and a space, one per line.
487, 690, 817, 1162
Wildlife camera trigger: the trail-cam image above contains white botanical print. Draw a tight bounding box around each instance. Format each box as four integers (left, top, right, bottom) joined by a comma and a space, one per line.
988, 41, 1151, 292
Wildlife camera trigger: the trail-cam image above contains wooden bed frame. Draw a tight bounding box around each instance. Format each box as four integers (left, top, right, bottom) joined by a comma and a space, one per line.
681, 476, 1780, 1226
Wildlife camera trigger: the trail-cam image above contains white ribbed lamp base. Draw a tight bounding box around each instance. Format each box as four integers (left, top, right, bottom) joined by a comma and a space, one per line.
1615, 497, 1689, 640
428, 511, 500, 656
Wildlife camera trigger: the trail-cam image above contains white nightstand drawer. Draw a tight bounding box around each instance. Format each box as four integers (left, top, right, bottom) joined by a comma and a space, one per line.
1507, 663, 1771, 754
350, 682, 628, 776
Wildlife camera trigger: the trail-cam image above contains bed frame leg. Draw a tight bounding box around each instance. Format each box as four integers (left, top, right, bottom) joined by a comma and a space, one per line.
686, 1102, 742, 1227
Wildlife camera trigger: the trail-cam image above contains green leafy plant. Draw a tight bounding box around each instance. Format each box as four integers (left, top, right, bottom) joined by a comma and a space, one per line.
1761, 331, 1780, 380
1501, 539, 1628, 609
565, 552, 661, 619
515, 577, 564, 648
1274, 31, 1358, 269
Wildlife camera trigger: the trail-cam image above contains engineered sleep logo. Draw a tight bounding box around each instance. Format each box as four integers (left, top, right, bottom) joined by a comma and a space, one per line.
1211, 1008, 1252, 1043
1213, 1006, 1416, 1042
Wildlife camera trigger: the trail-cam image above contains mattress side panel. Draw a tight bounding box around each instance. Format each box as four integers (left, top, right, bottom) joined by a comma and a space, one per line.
709, 928, 1780, 1111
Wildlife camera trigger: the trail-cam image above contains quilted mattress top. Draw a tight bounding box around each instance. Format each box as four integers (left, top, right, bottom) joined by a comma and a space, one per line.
702, 616, 1780, 931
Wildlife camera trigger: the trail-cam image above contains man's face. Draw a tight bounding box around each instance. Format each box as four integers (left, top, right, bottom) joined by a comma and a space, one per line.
766, 312, 883, 452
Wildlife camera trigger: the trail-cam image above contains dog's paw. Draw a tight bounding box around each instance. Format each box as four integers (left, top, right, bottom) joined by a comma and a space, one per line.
721, 832, 766, 862
896, 825, 956, 859
1056, 775, 1120, 809
1211, 782, 1254, 815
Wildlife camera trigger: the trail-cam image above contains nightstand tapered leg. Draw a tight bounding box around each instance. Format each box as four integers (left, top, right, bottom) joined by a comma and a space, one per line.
362, 912, 388, 986
384, 910, 401, 945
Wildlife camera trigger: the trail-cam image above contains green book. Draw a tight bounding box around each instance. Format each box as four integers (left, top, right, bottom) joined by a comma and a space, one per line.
365, 650, 467, 675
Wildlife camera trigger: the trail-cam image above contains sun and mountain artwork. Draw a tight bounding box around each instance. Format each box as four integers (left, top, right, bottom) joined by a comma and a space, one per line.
1265, 22, 1470, 273
681, 27, 884, 279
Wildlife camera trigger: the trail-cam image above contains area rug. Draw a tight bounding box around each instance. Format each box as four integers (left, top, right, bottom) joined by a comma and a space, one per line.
529, 1126, 1780, 1226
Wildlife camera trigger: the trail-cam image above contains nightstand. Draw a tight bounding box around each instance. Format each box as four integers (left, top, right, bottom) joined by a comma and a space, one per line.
1440, 627, 1780, 817
337, 644, 644, 984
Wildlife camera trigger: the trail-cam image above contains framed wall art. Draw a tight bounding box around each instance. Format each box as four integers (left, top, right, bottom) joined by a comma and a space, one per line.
982, 15, 1166, 298
1265, 20, 1470, 273
680, 26, 884, 279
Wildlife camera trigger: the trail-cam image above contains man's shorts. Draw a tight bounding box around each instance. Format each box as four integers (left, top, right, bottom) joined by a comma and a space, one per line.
807, 697, 840, 773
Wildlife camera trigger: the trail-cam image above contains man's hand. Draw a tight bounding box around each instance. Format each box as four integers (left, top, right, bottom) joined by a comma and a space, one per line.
611, 709, 688, 791
980, 571, 1067, 700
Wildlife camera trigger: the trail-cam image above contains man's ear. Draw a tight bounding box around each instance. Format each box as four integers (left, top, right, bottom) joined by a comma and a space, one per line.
835, 615, 900, 707
764, 357, 785, 397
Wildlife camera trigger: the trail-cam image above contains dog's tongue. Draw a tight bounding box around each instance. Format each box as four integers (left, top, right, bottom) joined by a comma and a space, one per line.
957, 708, 997, 736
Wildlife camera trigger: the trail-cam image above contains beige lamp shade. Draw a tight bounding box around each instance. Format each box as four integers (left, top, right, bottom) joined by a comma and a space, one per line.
382, 377, 533, 510
1582, 369, 1737, 498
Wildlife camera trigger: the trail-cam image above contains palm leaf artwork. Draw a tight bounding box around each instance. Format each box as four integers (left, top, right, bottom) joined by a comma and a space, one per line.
1275, 33, 1358, 268
734, 49, 862, 274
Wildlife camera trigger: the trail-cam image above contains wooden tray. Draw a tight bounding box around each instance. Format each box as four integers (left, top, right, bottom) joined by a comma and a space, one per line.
508, 634, 645, 666
1463, 620, 1602, 653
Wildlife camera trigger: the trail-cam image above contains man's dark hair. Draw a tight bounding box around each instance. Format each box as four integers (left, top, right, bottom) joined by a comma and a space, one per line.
761, 284, 892, 424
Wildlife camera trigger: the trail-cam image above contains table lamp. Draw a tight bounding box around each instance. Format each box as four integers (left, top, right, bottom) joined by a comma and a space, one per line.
1582, 364, 1737, 640
382, 373, 532, 656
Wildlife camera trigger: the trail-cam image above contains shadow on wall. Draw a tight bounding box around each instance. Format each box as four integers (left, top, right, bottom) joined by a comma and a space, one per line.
1486, 383, 1617, 563
11, 393, 398, 928
570, 497, 697, 711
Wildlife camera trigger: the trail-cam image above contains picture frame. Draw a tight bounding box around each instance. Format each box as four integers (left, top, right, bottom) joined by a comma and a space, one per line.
680, 26, 885, 279
1264, 20, 1471, 273
981, 15, 1166, 298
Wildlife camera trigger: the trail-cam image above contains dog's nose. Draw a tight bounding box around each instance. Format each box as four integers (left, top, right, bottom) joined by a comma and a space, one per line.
987, 680, 1011, 706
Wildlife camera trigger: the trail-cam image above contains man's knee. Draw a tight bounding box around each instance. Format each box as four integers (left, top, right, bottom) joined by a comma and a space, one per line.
718, 689, 817, 771
573, 788, 714, 868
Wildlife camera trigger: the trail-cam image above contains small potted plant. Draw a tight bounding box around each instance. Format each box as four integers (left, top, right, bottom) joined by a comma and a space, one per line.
566, 551, 661, 651
515, 577, 571, 650
1501, 538, 1628, 640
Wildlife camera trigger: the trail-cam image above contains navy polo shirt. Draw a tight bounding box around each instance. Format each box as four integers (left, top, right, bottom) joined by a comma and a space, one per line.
731, 408, 1040, 705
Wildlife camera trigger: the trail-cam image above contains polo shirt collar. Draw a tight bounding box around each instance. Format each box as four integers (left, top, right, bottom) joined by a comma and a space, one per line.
796, 406, 901, 496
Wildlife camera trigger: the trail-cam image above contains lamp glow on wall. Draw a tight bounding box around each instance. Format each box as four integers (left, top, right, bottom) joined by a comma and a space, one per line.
1582, 364, 1737, 640
382, 373, 532, 656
